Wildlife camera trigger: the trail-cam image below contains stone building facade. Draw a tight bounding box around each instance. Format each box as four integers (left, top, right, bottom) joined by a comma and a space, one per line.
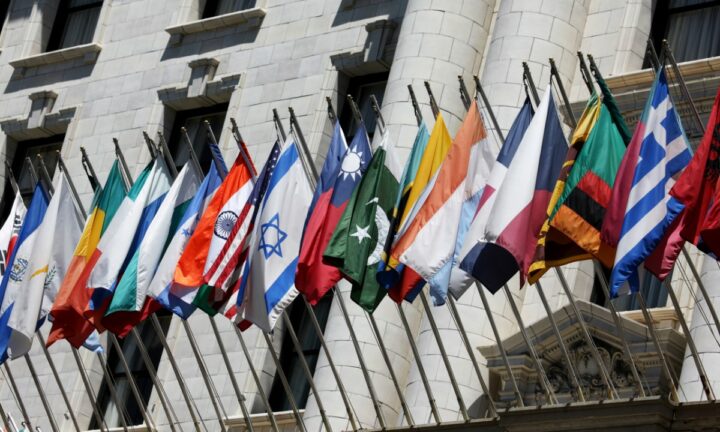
0, 0, 717, 431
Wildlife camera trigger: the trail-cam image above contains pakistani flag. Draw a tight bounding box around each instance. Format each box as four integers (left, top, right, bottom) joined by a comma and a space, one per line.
324, 132, 401, 313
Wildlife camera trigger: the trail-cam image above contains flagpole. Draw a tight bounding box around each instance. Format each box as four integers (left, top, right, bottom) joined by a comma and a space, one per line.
113, 138, 133, 188
0, 394, 11, 432
280, 314, 334, 431
458, 76, 472, 110
663, 40, 704, 131
325, 98, 337, 123
23, 158, 38, 189
473, 76, 504, 149
80, 147, 100, 192
199, 119, 308, 431
522, 63, 541, 107
664, 279, 716, 400
181, 320, 230, 432
349, 95, 423, 425
280, 103, 363, 431
4, 160, 19, 196
636, 292, 681, 401
142, 131, 158, 159
108, 335, 158, 430
577, 52, 595, 95
3, 364, 31, 427
208, 318, 256, 432
290, 106, 387, 429
542, 62, 620, 399
261, 332, 308, 432
70, 347, 110, 432
364, 87, 443, 424
75, 150, 181, 431
549, 58, 577, 128
234, 326, 281, 432
95, 351, 130, 431
160, 143, 231, 432
157, 131, 179, 178
36, 336, 82, 431
534, 281, 586, 402
23, 354, 59, 432
408, 85, 423, 126
423, 81, 440, 119
113, 145, 204, 432
128, 328, 181, 431
180, 126, 256, 432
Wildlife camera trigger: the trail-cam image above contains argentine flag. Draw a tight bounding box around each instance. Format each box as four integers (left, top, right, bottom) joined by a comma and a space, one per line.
0, 184, 49, 362
237, 136, 312, 332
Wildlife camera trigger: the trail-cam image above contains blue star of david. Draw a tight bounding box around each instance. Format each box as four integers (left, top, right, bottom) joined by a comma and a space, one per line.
258, 213, 287, 259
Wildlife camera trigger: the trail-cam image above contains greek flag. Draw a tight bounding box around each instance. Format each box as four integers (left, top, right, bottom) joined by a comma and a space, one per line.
607, 70, 692, 296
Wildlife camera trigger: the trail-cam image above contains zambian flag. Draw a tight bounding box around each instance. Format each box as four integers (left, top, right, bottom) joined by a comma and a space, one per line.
527, 75, 630, 283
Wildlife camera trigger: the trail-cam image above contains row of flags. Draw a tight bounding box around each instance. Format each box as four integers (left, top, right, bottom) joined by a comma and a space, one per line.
0, 64, 719, 363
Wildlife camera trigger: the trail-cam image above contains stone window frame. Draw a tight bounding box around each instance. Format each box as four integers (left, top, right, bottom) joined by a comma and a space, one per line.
164, 0, 266, 44
8, 0, 111, 71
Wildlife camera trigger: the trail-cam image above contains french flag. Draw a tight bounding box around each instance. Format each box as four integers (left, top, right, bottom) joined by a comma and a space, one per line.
459, 88, 567, 293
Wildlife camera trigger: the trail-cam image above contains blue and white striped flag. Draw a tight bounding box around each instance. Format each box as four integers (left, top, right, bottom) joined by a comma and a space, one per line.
237, 136, 312, 332
608, 70, 692, 295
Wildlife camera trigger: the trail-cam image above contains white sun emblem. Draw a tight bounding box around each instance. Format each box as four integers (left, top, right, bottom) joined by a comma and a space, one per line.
339, 146, 363, 181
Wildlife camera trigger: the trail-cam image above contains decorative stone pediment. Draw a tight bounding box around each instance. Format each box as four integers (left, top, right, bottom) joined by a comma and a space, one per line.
0, 90, 76, 140
479, 300, 686, 407
330, 19, 397, 77
158, 57, 241, 110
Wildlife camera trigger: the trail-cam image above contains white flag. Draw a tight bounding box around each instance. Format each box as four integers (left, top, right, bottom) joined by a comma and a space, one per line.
238, 137, 312, 332
8, 176, 82, 358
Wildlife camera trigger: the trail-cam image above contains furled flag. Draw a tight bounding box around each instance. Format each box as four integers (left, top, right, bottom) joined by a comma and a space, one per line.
0, 191, 26, 276
602, 69, 692, 296
48, 160, 127, 348
171, 151, 254, 314
236, 136, 312, 332
102, 162, 202, 336
324, 132, 401, 312
392, 100, 496, 305
379, 115, 452, 303
527, 81, 630, 283
84, 157, 171, 331
150, 162, 223, 319
459, 91, 568, 293
6, 176, 82, 358
207, 141, 282, 321
678, 87, 720, 255
296, 122, 371, 305
0, 183, 49, 361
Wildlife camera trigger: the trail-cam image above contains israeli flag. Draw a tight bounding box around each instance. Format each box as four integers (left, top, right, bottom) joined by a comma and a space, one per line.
237, 136, 312, 332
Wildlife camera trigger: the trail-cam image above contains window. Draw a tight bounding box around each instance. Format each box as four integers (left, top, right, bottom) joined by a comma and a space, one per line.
648, 0, 720, 64
0, 1, 10, 35
268, 294, 333, 410
3, 135, 63, 208
166, 104, 228, 174
91, 313, 171, 428
201, 0, 256, 18
46, 0, 103, 52
338, 72, 388, 142
590, 267, 669, 311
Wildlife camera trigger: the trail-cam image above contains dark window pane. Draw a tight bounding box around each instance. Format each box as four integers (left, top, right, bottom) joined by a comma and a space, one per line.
9, 137, 63, 202
167, 104, 229, 174
338, 72, 388, 142
47, 0, 103, 51
202, 0, 256, 18
665, 6, 720, 62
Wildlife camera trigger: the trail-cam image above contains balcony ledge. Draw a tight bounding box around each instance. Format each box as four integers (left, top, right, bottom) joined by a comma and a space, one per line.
9, 43, 102, 69
165, 7, 266, 38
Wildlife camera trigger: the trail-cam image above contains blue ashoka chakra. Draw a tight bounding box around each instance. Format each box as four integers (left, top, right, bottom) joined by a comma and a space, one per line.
214, 211, 238, 240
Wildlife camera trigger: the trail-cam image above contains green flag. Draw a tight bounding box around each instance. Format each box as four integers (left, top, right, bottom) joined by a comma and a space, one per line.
324, 134, 401, 313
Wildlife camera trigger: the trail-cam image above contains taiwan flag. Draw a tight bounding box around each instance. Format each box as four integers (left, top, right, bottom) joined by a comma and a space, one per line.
295, 122, 372, 304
